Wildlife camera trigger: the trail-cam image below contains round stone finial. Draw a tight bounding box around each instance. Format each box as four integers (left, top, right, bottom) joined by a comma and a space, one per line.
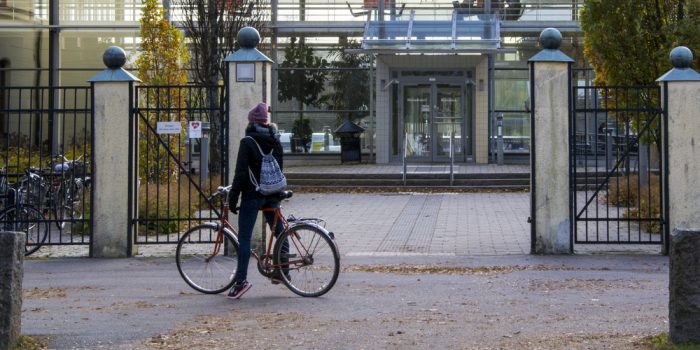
237, 27, 261, 49
670, 46, 693, 69
539, 28, 563, 50
103, 46, 127, 69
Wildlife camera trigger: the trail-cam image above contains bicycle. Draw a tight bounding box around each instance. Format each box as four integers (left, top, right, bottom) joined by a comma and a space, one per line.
176, 186, 340, 297
51, 154, 90, 225
0, 174, 50, 256
20, 154, 89, 230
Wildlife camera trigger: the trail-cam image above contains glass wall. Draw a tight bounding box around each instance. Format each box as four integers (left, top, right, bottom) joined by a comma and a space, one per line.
273, 37, 372, 154
494, 68, 529, 154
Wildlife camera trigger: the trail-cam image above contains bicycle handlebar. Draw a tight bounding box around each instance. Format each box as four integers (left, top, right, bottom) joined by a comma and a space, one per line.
207, 186, 293, 202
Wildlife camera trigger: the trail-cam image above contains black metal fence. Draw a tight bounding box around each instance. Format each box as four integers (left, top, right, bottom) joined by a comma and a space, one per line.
571, 85, 668, 247
0, 86, 93, 252
131, 84, 228, 244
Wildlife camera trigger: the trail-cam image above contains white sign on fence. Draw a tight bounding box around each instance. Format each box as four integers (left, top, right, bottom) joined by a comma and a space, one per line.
188, 121, 202, 138
157, 121, 182, 135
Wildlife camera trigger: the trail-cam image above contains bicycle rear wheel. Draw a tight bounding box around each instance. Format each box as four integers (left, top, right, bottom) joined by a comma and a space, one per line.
0, 205, 49, 256
273, 224, 340, 297
176, 225, 239, 294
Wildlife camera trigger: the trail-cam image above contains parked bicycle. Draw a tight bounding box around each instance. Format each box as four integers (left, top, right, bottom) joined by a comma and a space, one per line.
176, 186, 340, 297
19, 154, 89, 230
0, 173, 49, 256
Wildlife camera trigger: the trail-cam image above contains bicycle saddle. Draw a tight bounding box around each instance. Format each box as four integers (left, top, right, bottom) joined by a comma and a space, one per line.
27, 167, 49, 173
277, 190, 293, 200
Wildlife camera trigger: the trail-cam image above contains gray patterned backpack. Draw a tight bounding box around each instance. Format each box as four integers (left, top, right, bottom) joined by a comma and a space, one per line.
246, 136, 287, 195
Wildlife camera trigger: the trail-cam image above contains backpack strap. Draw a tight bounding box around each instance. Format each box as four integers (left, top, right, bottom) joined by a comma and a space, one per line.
245, 136, 265, 190
245, 136, 265, 156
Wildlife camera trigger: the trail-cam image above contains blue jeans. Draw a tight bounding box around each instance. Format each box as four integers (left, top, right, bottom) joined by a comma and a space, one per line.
233, 197, 286, 283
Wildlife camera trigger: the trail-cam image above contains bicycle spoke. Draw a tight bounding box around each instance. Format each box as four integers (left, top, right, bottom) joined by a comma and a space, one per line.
176, 225, 238, 294
275, 224, 339, 297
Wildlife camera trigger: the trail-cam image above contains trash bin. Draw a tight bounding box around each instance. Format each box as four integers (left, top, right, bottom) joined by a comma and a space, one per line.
334, 119, 365, 163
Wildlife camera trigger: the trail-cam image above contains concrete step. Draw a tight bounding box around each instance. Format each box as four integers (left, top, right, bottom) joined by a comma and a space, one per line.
286, 171, 613, 191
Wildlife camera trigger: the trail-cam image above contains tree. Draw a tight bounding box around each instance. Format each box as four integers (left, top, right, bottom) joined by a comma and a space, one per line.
175, 0, 268, 170
580, 0, 700, 87
278, 37, 328, 152
320, 39, 371, 126
136, 0, 189, 182
137, 0, 189, 87
580, 0, 700, 147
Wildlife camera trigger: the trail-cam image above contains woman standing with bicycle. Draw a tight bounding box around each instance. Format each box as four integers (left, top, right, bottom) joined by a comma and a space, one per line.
227, 102, 287, 299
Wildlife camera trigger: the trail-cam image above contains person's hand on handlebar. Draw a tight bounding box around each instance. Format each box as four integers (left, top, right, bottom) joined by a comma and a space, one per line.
228, 189, 240, 215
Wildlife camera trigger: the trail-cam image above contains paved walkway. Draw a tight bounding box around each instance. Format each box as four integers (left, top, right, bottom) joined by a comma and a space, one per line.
34, 191, 661, 258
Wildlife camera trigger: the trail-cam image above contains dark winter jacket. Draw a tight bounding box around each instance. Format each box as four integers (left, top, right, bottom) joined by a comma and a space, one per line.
228, 123, 284, 207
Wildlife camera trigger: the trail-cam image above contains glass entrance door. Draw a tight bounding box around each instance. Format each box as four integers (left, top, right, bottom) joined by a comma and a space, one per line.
403, 84, 432, 158
434, 84, 463, 161
402, 83, 469, 162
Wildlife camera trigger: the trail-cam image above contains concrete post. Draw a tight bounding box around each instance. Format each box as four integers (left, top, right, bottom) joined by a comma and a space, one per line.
657, 46, 700, 345
528, 28, 574, 254
223, 27, 274, 247
88, 47, 140, 258
0, 232, 24, 349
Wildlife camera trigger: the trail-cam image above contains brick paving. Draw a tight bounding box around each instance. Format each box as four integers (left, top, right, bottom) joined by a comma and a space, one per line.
281, 191, 532, 256
30, 163, 661, 258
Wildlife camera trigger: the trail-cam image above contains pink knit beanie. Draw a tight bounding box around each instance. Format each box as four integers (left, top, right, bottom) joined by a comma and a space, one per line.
248, 102, 269, 124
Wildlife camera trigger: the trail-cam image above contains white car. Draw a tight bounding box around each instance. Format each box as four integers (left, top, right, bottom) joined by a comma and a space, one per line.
279, 132, 292, 153
309, 132, 340, 153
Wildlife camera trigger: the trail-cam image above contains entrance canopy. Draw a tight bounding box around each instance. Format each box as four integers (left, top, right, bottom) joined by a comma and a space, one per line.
360, 11, 501, 53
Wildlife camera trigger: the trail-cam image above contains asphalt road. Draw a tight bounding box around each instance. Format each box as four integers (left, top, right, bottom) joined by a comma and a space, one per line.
22, 254, 668, 349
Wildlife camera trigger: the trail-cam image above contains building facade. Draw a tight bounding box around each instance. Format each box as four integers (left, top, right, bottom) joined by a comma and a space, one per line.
0, 0, 588, 163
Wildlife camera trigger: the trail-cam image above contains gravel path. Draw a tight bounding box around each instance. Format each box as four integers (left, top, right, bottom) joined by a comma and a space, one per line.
22, 254, 668, 349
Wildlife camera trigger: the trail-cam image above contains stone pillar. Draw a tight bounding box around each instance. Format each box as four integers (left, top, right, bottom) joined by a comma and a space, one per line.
528, 28, 574, 254
88, 47, 140, 258
657, 46, 700, 345
0, 232, 24, 349
224, 27, 273, 175
223, 27, 274, 246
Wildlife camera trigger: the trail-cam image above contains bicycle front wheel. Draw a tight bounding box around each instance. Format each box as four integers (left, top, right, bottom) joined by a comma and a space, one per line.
176, 225, 239, 294
0, 205, 49, 256
274, 224, 340, 297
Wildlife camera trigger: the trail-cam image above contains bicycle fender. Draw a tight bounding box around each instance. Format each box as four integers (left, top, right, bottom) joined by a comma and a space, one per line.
288, 222, 338, 250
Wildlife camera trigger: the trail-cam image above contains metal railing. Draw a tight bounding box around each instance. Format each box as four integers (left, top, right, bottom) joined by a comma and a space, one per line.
0, 0, 585, 26
401, 132, 456, 186
571, 84, 667, 245
402, 131, 408, 185
132, 84, 228, 244
0, 85, 93, 249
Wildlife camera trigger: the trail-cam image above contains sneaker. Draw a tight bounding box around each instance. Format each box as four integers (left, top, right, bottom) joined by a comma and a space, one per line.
227, 281, 251, 299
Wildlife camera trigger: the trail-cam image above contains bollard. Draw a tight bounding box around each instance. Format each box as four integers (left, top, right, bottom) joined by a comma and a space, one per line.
669, 229, 700, 344
496, 113, 504, 165
0, 232, 24, 349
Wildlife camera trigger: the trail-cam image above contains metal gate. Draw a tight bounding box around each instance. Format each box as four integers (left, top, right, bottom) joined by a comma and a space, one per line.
0, 86, 93, 250
130, 85, 228, 244
571, 85, 669, 250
